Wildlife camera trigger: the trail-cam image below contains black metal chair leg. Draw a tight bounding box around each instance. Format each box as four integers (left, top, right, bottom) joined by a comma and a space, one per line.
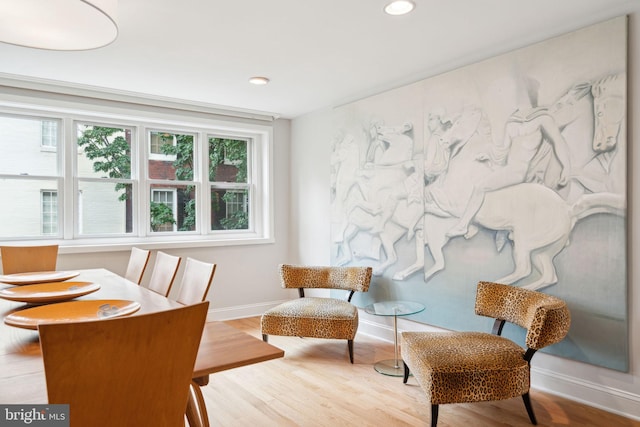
262, 334, 268, 342
522, 392, 538, 425
348, 339, 354, 363
431, 404, 438, 427
403, 361, 410, 384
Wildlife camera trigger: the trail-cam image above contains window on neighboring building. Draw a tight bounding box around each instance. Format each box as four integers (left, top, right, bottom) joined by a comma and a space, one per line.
41, 190, 58, 235
149, 131, 177, 161
225, 190, 247, 218
150, 188, 177, 232
41, 120, 58, 150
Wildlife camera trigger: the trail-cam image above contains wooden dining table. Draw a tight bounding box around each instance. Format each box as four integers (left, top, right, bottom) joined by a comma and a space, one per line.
0, 268, 284, 426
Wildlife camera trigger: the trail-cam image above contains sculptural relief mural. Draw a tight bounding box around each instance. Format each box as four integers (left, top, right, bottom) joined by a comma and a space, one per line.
331, 16, 628, 371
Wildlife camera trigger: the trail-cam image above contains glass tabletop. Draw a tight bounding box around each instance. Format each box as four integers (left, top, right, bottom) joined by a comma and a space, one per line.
364, 300, 425, 317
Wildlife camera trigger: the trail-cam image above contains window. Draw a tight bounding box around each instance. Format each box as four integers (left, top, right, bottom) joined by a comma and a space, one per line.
41, 120, 57, 150
225, 190, 247, 218
151, 189, 177, 232
76, 123, 134, 236
41, 190, 58, 235
149, 131, 177, 161
0, 115, 61, 238
147, 131, 197, 233
0, 106, 272, 246
209, 137, 249, 231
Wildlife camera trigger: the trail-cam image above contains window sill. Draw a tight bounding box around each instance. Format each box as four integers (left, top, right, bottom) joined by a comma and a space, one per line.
45, 234, 275, 254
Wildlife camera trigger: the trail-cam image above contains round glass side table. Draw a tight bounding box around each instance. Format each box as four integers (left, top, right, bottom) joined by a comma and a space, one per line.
364, 300, 425, 376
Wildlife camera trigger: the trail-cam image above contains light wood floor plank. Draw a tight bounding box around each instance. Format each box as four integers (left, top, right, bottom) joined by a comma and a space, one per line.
198, 317, 639, 426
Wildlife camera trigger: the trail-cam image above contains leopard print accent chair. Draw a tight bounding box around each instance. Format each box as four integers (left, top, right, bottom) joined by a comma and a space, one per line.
401, 281, 570, 427
261, 264, 372, 363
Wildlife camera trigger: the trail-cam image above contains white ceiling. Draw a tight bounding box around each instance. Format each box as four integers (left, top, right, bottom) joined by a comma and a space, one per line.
0, 0, 636, 119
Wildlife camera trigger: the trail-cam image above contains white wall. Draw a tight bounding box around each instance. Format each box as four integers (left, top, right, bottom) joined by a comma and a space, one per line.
290, 12, 640, 422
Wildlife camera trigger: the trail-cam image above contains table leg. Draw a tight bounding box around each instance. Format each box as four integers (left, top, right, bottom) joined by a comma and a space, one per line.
373, 312, 405, 376
186, 380, 210, 427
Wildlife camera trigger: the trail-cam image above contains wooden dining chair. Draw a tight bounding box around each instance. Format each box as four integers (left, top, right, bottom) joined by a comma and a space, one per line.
0, 244, 59, 274
123, 247, 151, 284
173, 257, 216, 305
39, 301, 209, 427
146, 251, 182, 297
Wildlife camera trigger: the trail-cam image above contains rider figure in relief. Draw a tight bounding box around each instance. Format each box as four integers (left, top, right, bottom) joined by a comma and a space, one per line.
446, 103, 573, 238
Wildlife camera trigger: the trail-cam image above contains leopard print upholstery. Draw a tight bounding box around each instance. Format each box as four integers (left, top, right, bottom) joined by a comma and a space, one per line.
401, 281, 570, 413
277, 264, 372, 292
475, 281, 571, 350
261, 297, 359, 339
260, 264, 372, 361
401, 332, 529, 404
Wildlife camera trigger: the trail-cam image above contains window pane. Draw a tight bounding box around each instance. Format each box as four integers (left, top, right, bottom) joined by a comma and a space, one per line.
0, 179, 59, 238
150, 184, 196, 232
0, 116, 59, 176
209, 137, 247, 183
78, 181, 133, 235
211, 188, 248, 230
148, 132, 194, 181
76, 124, 132, 179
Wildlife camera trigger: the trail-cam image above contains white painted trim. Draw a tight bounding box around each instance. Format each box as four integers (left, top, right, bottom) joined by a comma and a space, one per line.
0, 72, 279, 122
207, 300, 288, 322
531, 367, 640, 421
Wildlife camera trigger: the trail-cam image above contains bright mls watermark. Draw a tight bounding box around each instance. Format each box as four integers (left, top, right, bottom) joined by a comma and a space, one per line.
0, 405, 68, 426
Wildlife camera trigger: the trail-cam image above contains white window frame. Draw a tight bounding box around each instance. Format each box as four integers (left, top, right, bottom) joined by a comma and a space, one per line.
74, 121, 136, 239
0, 94, 274, 250
0, 113, 63, 240
208, 134, 252, 232
145, 128, 199, 235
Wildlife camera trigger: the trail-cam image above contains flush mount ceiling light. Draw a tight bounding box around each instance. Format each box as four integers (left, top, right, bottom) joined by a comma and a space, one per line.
0, 0, 118, 50
384, 0, 415, 16
249, 76, 270, 85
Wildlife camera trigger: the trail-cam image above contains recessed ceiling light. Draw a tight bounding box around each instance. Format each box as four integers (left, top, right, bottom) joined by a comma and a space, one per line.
249, 76, 270, 85
384, 0, 415, 16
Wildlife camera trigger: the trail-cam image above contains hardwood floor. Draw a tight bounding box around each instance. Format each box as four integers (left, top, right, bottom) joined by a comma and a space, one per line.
200, 317, 639, 427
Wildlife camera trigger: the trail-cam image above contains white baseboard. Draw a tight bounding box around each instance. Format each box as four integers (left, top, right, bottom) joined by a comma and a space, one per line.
206, 300, 286, 322
531, 366, 640, 421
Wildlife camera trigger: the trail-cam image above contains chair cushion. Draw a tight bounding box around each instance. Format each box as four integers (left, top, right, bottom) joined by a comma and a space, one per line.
401, 331, 530, 405
261, 297, 359, 340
